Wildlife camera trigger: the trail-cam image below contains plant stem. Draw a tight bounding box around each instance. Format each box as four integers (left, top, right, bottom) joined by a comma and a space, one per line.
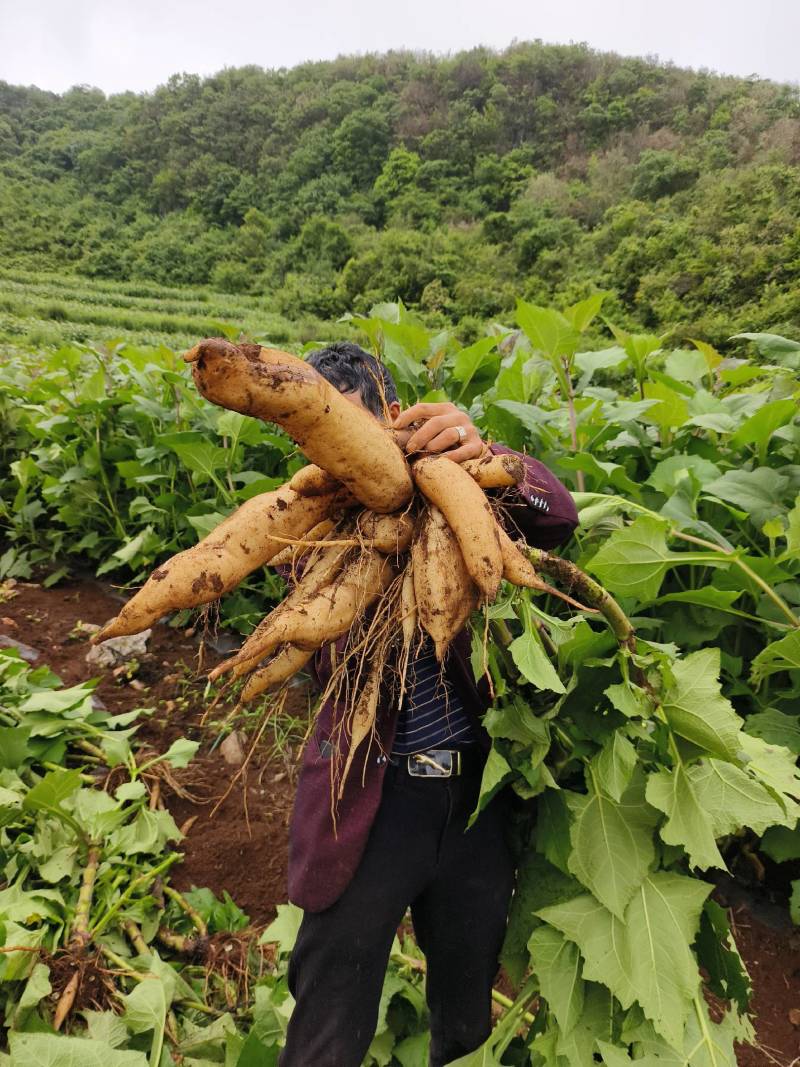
562, 356, 585, 492
670, 529, 800, 627
123, 920, 151, 956
90, 852, 182, 938
72, 844, 102, 946
163, 884, 208, 938
390, 950, 536, 1026
527, 549, 635, 650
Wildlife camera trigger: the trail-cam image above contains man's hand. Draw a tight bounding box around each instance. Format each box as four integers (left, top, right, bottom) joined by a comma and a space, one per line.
392, 402, 486, 464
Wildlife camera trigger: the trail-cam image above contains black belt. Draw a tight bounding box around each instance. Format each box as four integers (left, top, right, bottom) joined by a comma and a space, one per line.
389, 746, 483, 778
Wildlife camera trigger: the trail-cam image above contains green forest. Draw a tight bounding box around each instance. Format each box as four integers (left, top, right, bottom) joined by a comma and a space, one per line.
2, 41, 800, 343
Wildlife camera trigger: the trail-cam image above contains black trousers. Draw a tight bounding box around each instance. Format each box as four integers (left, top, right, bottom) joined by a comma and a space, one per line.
280, 752, 515, 1067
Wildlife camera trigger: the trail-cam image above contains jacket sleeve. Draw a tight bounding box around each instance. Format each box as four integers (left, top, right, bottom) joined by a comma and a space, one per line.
488, 443, 579, 550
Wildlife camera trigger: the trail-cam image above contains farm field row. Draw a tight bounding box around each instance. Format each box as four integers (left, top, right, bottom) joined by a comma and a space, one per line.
0, 270, 333, 352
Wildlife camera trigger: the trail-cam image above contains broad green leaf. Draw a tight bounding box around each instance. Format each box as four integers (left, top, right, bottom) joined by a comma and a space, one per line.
730, 398, 796, 454
116, 781, 147, 802
731, 331, 800, 360
483, 698, 550, 748
509, 629, 565, 693
605, 681, 651, 719
393, 1032, 430, 1067
501, 850, 582, 985
641, 382, 689, 430
592, 733, 637, 802
646, 454, 721, 495
646, 765, 725, 870
688, 759, 796, 834
652, 589, 742, 613
471, 748, 515, 823
451, 336, 499, 394
0, 725, 30, 769
13, 961, 51, 1020
566, 774, 658, 918
760, 825, 800, 862
661, 648, 742, 762
23, 768, 82, 817
785, 495, 800, 555
563, 292, 610, 332
260, 902, 304, 954
703, 467, 789, 526
690, 338, 723, 372
540, 872, 710, 1049
606, 323, 662, 373
158, 737, 200, 768
159, 433, 229, 479
528, 925, 584, 1035
9, 1032, 148, 1067
738, 733, 800, 805
574, 346, 627, 376
750, 629, 800, 686
122, 979, 167, 1067
694, 901, 751, 1015
186, 512, 228, 539
535, 790, 574, 874
664, 349, 710, 384
587, 515, 717, 603
110, 808, 181, 855
516, 300, 581, 359
82, 1009, 131, 1048
745, 708, 800, 753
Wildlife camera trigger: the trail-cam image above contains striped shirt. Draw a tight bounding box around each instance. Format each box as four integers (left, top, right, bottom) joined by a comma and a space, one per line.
391, 638, 477, 756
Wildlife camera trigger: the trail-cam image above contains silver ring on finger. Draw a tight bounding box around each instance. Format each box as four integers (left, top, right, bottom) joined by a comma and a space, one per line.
454, 425, 467, 443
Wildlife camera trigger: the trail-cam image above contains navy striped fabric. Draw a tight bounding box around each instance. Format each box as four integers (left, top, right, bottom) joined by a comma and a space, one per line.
391, 638, 477, 756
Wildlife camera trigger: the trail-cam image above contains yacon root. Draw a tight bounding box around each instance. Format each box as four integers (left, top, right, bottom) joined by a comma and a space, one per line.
185, 338, 413, 513
93, 487, 335, 642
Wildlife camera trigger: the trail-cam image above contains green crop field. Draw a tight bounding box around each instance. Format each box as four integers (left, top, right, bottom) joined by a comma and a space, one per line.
1, 277, 799, 1064
0, 269, 332, 353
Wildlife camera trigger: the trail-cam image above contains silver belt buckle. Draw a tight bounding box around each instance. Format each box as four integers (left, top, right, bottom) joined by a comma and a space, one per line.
407, 749, 460, 778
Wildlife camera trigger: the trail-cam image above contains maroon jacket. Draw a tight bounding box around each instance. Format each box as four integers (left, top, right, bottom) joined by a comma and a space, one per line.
286, 446, 578, 912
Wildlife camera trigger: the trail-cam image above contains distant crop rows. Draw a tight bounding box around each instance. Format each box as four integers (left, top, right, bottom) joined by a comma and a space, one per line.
0, 270, 330, 351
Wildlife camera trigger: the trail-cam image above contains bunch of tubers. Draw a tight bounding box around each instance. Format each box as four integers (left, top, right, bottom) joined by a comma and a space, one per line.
93, 339, 579, 770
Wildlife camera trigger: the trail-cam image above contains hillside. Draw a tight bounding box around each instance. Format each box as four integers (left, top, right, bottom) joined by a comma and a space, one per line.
2, 41, 800, 342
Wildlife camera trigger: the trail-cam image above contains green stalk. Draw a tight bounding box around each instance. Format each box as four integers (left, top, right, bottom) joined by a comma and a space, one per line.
527, 549, 635, 651
670, 529, 800, 627
163, 884, 208, 938
123, 920, 151, 957
390, 950, 536, 1026
90, 852, 182, 938
95, 413, 126, 541
71, 844, 102, 946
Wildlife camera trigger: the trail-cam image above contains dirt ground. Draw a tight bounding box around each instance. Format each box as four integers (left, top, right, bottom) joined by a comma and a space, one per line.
2, 577, 799, 1065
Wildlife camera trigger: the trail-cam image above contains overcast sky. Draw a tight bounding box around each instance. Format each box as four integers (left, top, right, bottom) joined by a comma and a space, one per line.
1, 0, 798, 96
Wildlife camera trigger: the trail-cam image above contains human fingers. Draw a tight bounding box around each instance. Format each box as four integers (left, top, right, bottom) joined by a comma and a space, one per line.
425, 424, 482, 456
405, 411, 464, 453
443, 437, 486, 463
392, 402, 458, 430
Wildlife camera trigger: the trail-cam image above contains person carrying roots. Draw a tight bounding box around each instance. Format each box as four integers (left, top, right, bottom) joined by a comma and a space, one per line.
94, 335, 579, 1065
277, 343, 578, 1067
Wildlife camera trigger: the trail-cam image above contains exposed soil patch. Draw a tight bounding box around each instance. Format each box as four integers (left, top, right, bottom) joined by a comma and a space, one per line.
0, 576, 308, 925
3, 578, 800, 1064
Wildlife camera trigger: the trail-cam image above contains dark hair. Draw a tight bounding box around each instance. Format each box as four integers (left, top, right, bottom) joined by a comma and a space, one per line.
306, 342, 398, 417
